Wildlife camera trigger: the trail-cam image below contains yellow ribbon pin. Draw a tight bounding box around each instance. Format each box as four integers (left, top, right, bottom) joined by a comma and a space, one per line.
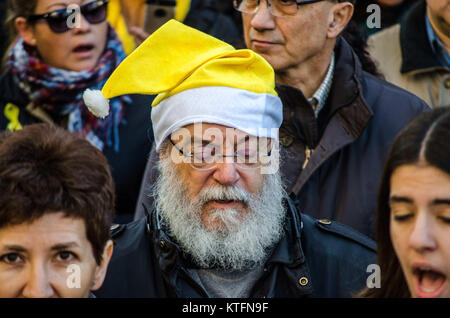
4, 103, 23, 131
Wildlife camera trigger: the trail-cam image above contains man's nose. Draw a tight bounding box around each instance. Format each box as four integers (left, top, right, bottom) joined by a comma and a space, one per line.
408, 213, 437, 253
22, 263, 54, 298
212, 159, 240, 186
250, 0, 276, 31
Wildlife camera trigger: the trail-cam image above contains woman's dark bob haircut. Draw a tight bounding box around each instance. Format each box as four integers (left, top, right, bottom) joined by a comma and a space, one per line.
359, 106, 450, 298
0, 123, 115, 265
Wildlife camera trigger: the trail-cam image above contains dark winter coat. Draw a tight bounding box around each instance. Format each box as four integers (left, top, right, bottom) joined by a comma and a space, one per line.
95, 197, 376, 298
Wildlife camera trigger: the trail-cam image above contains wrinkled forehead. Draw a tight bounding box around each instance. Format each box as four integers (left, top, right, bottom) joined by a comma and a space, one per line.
173, 123, 252, 140
170, 123, 276, 147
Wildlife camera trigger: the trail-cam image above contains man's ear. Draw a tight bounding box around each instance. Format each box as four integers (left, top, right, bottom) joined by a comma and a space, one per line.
15, 17, 37, 46
91, 240, 114, 291
326, 2, 354, 39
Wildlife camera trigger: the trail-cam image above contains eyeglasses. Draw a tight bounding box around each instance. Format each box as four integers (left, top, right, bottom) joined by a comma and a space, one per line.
233, 0, 325, 17
27, 0, 109, 33
169, 137, 273, 171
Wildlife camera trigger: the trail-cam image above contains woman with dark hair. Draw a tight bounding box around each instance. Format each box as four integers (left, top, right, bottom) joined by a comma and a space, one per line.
359, 106, 450, 298
0, 0, 153, 223
0, 123, 115, 297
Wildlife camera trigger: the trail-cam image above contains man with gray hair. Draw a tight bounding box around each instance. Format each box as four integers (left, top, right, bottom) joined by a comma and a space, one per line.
89, 20, 375, 298
234, 0, 429, 239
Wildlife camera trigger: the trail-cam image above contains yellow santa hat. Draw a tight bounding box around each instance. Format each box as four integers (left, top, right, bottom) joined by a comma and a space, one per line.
83, 19, 282, 150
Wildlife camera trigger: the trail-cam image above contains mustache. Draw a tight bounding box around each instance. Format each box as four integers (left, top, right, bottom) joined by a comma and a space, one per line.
196, 185, 252, 206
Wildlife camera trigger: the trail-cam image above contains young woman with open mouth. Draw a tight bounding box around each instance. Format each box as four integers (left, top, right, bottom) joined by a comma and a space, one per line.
359, 106, 450, 298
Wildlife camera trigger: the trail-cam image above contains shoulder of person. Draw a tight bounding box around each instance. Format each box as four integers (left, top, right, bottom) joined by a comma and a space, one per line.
109, 218, 149, 253
0, 71, 35, 131
301, 213, 376, 253
96, 218, 160, 297
300, 213, 377, 297
367, 24, 400, 53
360, 69, 431, 113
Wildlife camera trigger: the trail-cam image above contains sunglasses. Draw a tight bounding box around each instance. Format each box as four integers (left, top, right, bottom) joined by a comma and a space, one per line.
27, 0, 109, 33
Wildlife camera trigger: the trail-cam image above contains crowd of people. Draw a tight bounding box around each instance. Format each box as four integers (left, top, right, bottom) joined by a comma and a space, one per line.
0, 0, 448, 298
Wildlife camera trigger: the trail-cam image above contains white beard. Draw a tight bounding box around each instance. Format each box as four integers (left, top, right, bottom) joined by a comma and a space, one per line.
154, 157, 286, 271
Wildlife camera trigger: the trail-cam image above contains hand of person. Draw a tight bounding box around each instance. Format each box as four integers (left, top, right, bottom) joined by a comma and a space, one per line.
129, 26, 150, 47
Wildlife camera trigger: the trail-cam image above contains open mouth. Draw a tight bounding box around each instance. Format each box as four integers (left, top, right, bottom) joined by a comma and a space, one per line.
73, 44, 94, 53
413, 266, 447, 297
212, 199, 237, 204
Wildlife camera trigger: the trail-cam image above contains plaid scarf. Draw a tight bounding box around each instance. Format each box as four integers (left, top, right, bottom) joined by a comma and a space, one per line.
6, 25, 130, 152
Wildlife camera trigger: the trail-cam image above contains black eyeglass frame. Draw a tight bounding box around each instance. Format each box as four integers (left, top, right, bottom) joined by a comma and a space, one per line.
233, 0, 326, 16
27, 0, 109, 33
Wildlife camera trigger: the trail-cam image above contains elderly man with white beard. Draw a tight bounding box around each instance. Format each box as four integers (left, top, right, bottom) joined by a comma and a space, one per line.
86, 20, 376, 298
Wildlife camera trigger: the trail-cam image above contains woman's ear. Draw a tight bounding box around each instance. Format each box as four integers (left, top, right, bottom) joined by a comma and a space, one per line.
91, 240, 114, 291
15, 17, 37, 46
326, 2, 354, 39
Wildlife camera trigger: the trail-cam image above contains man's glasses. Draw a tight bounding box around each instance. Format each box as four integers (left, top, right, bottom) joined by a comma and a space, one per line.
233, 0, 325, 17
169, 136, 273, 171
27, 0, 109, 33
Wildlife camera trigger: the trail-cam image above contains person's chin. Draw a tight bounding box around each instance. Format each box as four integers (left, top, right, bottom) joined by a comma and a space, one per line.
68, 53, 101, 72
201, 206, 247, 233
251, 45, 276, 58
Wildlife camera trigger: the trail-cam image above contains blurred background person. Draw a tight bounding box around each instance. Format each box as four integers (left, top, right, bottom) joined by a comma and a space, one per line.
0, 124, 114, 298
368, 0, 450, 108
358, 106, 450, 298
0, 0, 154, 223
108, 0, 242, 52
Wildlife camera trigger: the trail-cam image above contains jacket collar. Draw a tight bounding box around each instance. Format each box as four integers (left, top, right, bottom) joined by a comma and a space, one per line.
400, 0, 444, 74
276, 37, 371, 148
325, 37, 365, 118
279, 38, 374, 195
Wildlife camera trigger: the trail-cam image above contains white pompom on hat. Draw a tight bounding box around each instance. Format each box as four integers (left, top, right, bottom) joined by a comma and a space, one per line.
82, 89, 110, 118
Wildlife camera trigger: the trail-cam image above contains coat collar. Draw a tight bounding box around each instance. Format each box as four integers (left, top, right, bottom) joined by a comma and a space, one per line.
400, 0, 444, 74
276, 37, 372, 148
324, 37, 367, 120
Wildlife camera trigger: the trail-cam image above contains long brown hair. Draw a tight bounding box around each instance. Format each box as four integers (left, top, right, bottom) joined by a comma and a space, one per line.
358, 106, 450, 297
2, 0, 38, 70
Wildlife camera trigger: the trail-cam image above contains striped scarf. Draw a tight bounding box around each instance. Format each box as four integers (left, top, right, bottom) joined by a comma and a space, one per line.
6, 25, 130, 152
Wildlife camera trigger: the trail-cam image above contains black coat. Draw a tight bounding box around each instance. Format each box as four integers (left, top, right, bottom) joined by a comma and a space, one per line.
0, 71, 154, 223
95, 198, 376, 298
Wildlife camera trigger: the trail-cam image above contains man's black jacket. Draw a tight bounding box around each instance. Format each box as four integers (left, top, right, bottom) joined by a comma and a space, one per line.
95, 198, 376, 298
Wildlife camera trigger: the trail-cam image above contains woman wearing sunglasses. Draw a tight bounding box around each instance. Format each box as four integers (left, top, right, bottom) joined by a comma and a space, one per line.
358, 106, 450, 298
0, 0, 154, 223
